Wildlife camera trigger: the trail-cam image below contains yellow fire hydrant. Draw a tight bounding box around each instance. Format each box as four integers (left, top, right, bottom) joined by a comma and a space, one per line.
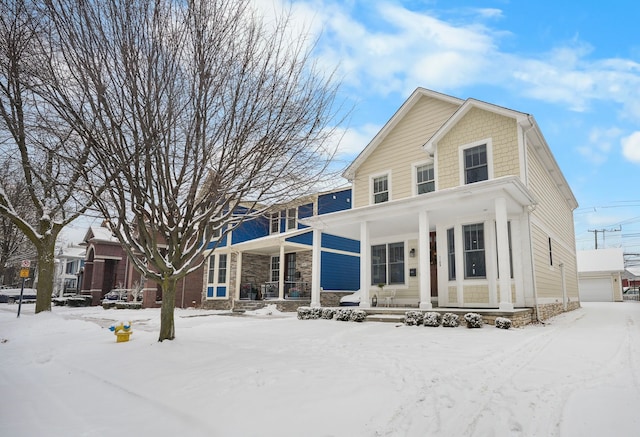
109, 321, 133, 343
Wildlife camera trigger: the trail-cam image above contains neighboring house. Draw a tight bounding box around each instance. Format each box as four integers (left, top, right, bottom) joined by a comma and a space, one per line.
577, 248, 624, 302
54, 244, 86, 297
202, 187, 360, 311
78, 222, 203, 308
303, 87, 580, 321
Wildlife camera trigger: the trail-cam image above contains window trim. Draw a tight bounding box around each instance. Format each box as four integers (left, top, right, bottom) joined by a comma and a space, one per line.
463, 223, 486, 279
370, 171, 391, 205
412, 160, 436, 196
206, 252, 229, 299
459, 139, 493, 186
270, 212, 281, 235
371, 241, 406, 286
286, 207, 297, 231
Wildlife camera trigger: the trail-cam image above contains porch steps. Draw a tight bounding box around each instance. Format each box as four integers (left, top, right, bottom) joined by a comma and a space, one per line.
365, 313, 405, 323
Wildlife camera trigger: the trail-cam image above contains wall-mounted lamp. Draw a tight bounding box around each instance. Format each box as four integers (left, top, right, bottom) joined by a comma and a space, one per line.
409, 248, 416, 258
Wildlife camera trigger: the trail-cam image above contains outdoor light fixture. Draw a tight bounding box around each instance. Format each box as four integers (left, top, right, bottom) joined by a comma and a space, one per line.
410, 248, 416, 257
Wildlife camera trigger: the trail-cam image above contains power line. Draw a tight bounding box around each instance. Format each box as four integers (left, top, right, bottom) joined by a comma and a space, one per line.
588, 227, 621, 249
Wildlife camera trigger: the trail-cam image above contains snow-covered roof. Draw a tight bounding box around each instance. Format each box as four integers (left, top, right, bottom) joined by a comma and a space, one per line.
84, 225, 119, 243
57, 244, 86, 259
576, 248, 625, 273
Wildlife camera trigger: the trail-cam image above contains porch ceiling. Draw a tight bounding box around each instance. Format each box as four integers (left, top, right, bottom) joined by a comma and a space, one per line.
302, 176, 536, 240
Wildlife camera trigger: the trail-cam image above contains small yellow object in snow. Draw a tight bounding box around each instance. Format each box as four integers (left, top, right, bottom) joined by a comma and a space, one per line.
109, 321, 133, 343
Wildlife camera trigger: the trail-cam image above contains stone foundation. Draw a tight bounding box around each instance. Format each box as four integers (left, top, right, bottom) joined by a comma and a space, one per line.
533, 301, 581, 322
320, 291, 354, 307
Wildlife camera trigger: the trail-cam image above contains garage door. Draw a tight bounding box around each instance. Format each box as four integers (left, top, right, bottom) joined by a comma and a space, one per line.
579, 277, 613, 302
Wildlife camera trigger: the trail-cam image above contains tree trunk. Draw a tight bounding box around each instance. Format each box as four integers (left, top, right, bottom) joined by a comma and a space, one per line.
158, 277, 177, 341
35, 235, 57, 313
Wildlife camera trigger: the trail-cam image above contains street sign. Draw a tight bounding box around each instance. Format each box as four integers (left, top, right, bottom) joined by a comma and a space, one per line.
21, 260, 31, 268
19, 268, 30, 278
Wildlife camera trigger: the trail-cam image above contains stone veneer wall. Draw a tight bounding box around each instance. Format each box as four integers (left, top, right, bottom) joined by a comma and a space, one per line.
534, 301, 581, 322
295, 251, 313, 285
320, 291, 354, 307
240, 253, 271, 285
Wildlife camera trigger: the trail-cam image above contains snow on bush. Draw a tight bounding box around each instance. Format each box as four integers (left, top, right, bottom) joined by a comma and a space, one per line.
297, 307, 322, 320
423, 312, 442, 327
495, 317, 512, 329
350, 309, 367, 322
464, 312, 483, 328
442, 312, 460, 328
335, 308, 353, 321
321, 308, 336, 320
404, 311, 424, 326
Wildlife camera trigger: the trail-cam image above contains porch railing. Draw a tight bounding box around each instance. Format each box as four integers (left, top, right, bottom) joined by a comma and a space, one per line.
239, 281, 310, 300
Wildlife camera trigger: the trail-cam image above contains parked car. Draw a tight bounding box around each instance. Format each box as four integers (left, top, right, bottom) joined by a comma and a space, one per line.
339, 290, 361, 306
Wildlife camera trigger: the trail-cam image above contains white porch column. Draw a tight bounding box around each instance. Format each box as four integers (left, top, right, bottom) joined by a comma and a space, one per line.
419, 210, 432, 309
495, 197, 513, 311
359, 221, 371, 308
310, 229, 322, 308
278, 244, 285, 300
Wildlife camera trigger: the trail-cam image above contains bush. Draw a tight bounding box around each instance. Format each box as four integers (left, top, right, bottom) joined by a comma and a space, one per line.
442, 312, 459, 328
464, 312, 483, 328
115, 302, 142, 310
335, 308, 353, 321
102, 301, 117, 310
350, 309, 367, 322
423, 312, 442, 327
495, 317, 512, 329
310, 307, 322, 319
66, 296, 92, 307
297, 307, 311, 320
404, 311, 424, 326
321, 308, 336, 320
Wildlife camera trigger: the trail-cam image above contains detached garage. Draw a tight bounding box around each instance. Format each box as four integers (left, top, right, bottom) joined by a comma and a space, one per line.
577, 248, 624, 302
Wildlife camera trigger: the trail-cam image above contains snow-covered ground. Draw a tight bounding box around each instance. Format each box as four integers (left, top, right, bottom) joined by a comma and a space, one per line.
1, 302, 639, 437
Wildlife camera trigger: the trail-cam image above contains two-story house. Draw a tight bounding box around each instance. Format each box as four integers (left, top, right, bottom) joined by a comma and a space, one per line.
202, 187, 361, 311
303, 88, 580, 321
54, 244, 86, 297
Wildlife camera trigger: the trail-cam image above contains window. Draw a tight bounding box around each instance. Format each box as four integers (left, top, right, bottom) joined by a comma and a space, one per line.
447, 228, 456, 280
464, 144, 488, 184
287, 208, 297, 230
548, 237, 553, 266
371, 242, 405, 285
270, 256, 280, 282
416, 164, 435, 194
373, 175, 389, 204
217, 254, 227, 283
270, 212, 280, 234
207, 255, 215, 283
464, 224, 486, 278
65, 261, 75, 274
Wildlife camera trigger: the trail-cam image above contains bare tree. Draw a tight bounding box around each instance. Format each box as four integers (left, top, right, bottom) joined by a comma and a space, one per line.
46, 0, 343, 340
0, 0, 105, 312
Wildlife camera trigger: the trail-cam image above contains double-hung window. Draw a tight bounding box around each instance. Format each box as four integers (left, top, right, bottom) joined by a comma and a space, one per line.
447, 228, 456, 280
464, 144, 488, 184
416, 164, 435, 194
270, 212, 280, 234
206, 254, 228, 298
372, 175, 389, 204
463, 224, 486, 278
371, 242, 405, 285
287, 208, 297, 231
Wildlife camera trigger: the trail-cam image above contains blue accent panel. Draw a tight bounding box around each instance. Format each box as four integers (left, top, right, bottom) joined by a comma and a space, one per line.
216, 286, 227, 298
321, 233, 360, 253
280, 210, 286, 233
321, 252, 360, 291
286, 231, 313, 246
232, 216, 270, 244
318, 188, 352, 215
207, 286, 215, 298
206, 234, 228, 250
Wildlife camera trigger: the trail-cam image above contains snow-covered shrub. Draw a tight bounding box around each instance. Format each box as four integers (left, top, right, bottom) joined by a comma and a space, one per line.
115, 302, 142, 310
404, 311, 424, 326
310, 307, 322, 319
102, 301, 116, 310
321, 308, 336, 320
423, 312, 442, 327
464, 312, 483, 328
350, 309, 367, 322
495, 317, 512, 329
297, 307, 311, 320
442, 312, 459, 328
335, 308, 353, 321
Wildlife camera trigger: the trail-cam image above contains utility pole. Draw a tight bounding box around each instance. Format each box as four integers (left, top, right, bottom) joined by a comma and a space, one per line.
588, 227, 621, 249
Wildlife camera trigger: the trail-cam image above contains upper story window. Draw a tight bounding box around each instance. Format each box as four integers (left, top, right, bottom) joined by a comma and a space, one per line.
287, 208, 297, 231
372, 175, 389, 204
270, 212, 280, 234
464, 144, 488, 184
416, 163, 435, 194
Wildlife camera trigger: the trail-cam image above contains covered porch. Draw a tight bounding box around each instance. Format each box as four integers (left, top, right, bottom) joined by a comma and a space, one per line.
303, 176, 537, 312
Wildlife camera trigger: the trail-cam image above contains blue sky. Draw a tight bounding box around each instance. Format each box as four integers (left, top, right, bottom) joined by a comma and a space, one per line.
277, 0, 640, 261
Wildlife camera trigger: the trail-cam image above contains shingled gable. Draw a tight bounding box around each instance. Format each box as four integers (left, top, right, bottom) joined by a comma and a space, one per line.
422, 97, 578, 211
341, 87, 463, 181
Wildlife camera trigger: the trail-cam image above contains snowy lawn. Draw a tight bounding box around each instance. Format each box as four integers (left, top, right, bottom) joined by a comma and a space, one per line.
1, 302, 639, 437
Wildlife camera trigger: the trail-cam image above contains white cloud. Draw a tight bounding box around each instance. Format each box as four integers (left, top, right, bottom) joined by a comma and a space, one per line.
576, 127, 622, 165
622, 131, 640, 164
